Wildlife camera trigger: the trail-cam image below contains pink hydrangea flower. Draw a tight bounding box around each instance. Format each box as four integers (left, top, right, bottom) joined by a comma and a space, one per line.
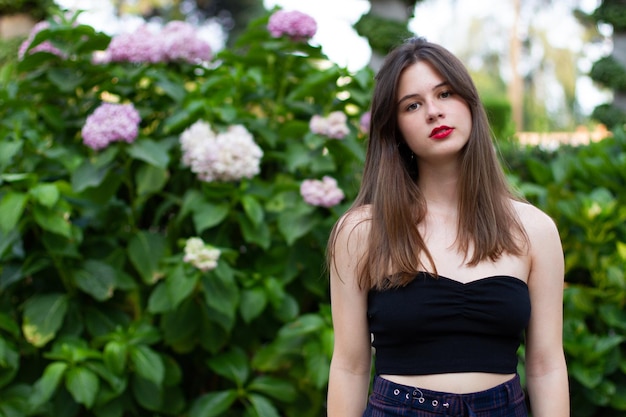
359, 111, 371, 134
161, 21, 212, 64
309, 111, 350, 139
18, 21, 65, 60
267, 10, 317, 41
300, 176, 345, 208
99, 22, 211, 64
81, 103, 141, 150
180, 121, 263, 182
102, 26, 165, 63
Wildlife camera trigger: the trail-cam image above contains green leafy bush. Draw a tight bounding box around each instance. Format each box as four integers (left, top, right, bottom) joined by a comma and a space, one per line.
0, 0, 56, 20
592, 0, 626, 32
591, 103, 626, 129
0, 10, 373, 417
504, 128, 626, 417
590, 56, 626, 92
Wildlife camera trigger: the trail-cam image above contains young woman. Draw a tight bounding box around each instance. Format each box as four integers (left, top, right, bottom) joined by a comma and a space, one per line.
327, 37, 569, 417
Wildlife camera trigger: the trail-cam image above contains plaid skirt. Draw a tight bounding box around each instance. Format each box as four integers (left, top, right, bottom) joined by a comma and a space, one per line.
363, 374, 528, 417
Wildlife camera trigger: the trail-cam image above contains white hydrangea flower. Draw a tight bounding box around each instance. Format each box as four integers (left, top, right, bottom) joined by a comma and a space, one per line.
180, 121, 263, 182
183, 237, 221, 271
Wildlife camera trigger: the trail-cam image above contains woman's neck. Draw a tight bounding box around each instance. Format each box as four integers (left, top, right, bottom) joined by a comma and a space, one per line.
417, 159, 460, 210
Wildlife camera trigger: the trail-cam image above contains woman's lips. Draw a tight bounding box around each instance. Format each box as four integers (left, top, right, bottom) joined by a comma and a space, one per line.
430, 126, 454, 139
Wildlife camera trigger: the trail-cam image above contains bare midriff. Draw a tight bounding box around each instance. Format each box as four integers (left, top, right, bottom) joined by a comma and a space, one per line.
380, 372, 517, 394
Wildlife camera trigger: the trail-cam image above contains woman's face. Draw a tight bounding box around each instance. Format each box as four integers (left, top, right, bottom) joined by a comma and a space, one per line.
395, 60, 472, 163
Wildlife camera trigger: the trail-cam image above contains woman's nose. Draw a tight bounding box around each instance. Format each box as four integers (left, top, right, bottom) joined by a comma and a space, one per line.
425, 101, 443, 122
426, 108, 443, 122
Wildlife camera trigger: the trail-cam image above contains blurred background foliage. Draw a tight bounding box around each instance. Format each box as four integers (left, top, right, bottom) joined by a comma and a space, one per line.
0, 0, 626, 416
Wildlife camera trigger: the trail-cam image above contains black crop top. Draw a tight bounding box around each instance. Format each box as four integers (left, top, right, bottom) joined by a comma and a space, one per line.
367, 272, 530, 375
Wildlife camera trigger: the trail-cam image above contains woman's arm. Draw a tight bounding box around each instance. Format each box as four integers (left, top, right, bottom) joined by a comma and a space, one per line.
327, 209, 373, 417
522, 205, 569, 417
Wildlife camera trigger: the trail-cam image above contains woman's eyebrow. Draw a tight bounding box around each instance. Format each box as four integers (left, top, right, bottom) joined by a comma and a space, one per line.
397, 81, 450, 106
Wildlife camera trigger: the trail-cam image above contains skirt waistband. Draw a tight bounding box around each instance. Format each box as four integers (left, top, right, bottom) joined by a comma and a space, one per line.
371, 374, 525, 416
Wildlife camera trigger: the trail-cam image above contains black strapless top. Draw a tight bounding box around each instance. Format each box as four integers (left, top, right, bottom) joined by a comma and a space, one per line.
367, 272, 530, 375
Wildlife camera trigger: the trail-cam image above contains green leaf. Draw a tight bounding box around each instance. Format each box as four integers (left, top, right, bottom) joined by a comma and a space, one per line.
65, 366, 99, 408
0, 141, 23, 171
135, 163, 169, 196
129, 345, 164, 386
29, 362, 68, 409
285, 142, 313, 172
206, 347, 249, 387
0, 313, 20, 338
305, 342, 330, 388
241, 195, 264, 227
247, 393, 280, 417
131, 375, 163, 411
71, 159, 109, 192
617, 241, 626, 261
239, 287, 267, 323
127, 231, 166, 284
40, 104, 66, 131
0, 192, 28, 233
161, 300, 201, 353
192, 202, 229, 233
22, 293, 69, 347
278, 314, 325, 339
32, 204, 72, 238
286, 67, 340, 101
73, 260, 117, 301
610, 383, 626, 410
126, 140, 170, 169
238, 213, 271, 249
103, 340, 128, 376
0, 383, 31, 416
154, 73, 186, 103
569, 360, 604, 389
277, 208, 318, 245
248, 376, 297, 402
201, 265, 239, 320
47, 68, 86, 93
199, 311, 228, 353
163, 111, 192, 134
29, 183, 60, 208
526, 158, 553, 184
188, 390, 238, 417
0, 337, 20, 388
147, 264, 198, 313
127, 322, 161, 346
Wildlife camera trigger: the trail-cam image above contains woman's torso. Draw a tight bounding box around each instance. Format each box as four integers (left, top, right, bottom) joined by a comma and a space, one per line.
372, 202, 531, 393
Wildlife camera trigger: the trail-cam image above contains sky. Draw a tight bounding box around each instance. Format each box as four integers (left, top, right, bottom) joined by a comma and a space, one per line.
54, 0, 610, 116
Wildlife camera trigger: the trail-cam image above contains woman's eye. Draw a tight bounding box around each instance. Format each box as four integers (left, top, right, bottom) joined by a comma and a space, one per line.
407, 102, 421, 111
440, 90, 452, 99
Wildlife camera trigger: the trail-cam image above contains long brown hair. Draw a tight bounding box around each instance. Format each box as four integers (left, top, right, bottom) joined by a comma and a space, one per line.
328, 37, 527, 290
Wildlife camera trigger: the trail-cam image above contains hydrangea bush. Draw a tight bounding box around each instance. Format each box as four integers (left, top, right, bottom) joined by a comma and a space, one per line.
0, 8, 373, 417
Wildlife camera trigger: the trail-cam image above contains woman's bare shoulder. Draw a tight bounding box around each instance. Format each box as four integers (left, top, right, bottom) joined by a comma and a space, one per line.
330, 206, 371, 258
510, 200, 561, 251
335, 204, 371, 231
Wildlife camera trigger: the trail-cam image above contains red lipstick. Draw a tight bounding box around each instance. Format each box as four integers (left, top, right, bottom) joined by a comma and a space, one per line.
430, 125, 454, 140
